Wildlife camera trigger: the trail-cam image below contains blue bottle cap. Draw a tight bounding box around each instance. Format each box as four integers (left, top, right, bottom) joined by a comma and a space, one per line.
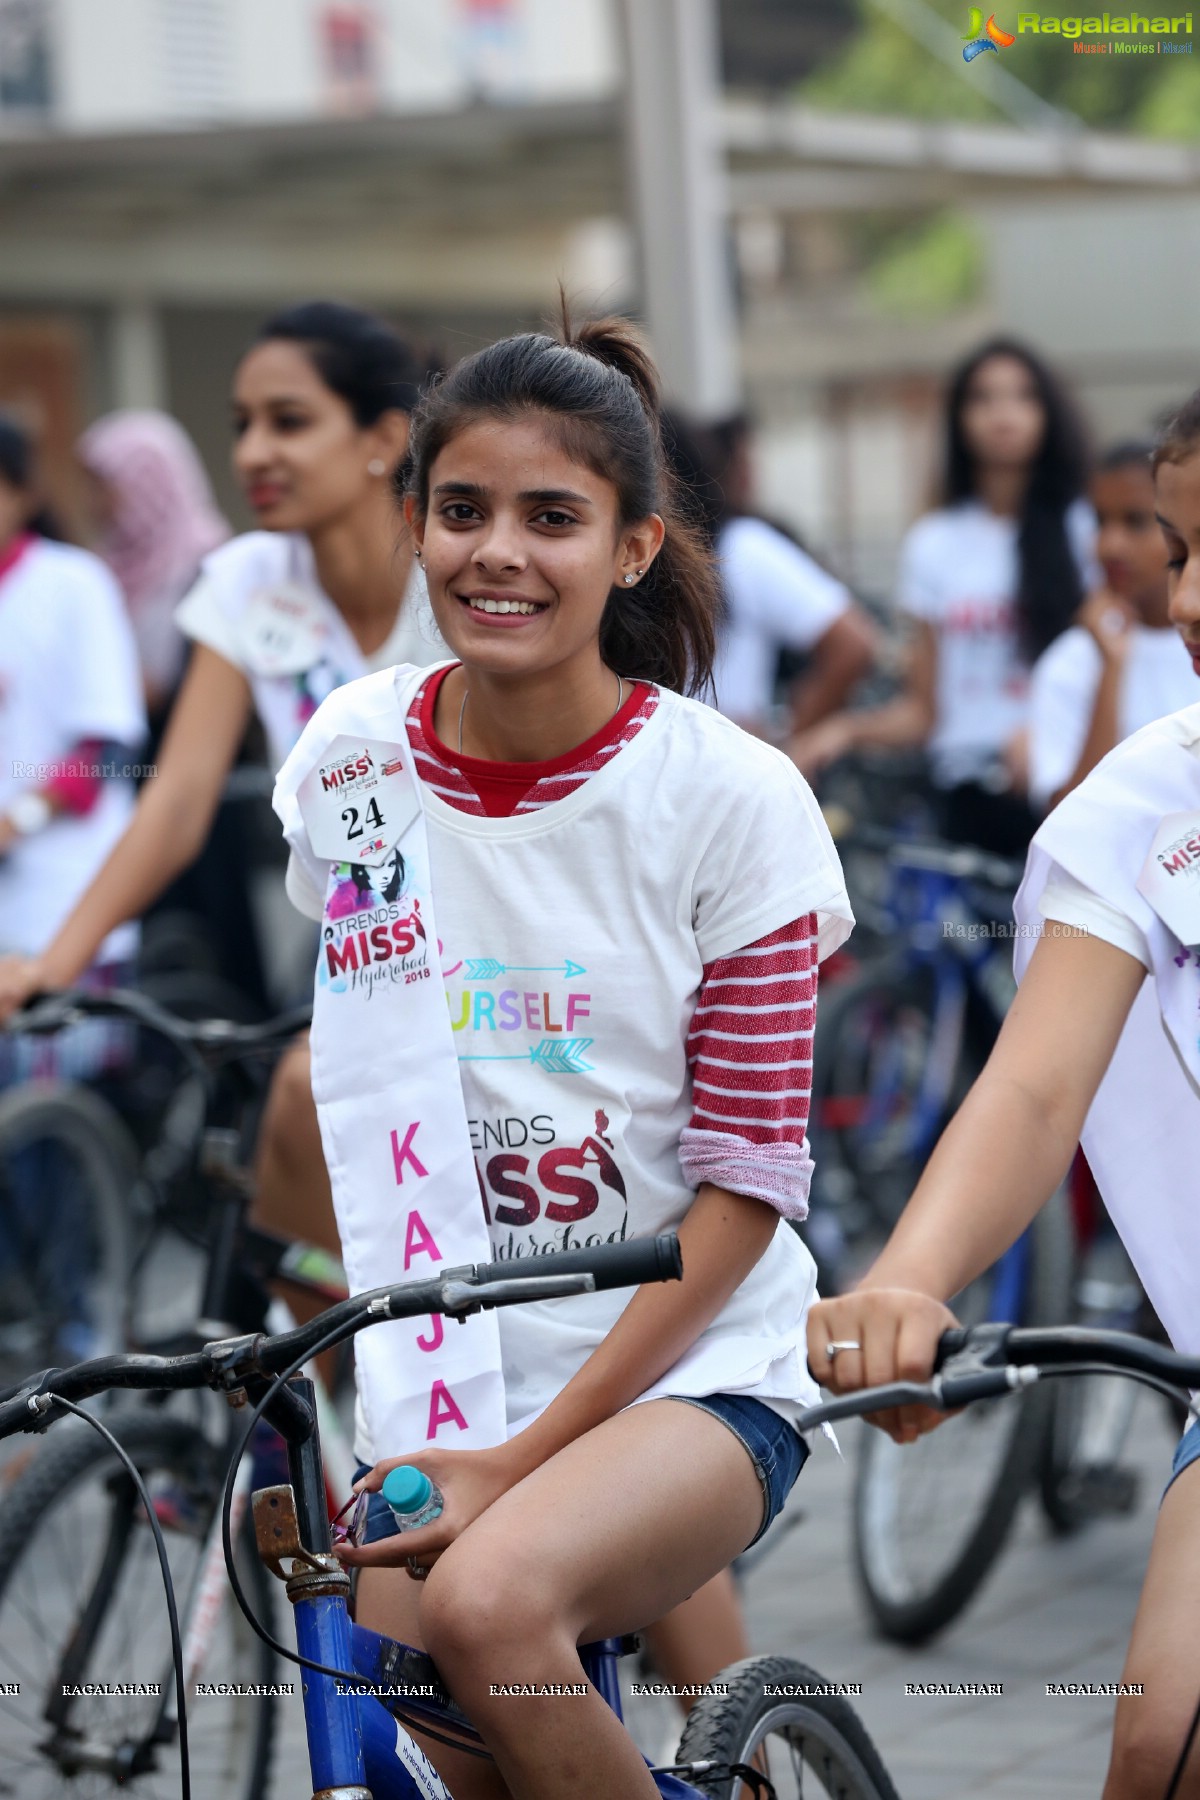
381, 1466, 433, 1514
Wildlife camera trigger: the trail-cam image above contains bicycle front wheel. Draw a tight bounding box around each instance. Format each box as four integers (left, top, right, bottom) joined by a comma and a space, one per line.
0, 1410, 278, 1799
674, 1655, 900, 1800
0, 1080, 138, 1383
852, 1187, 1073, 1644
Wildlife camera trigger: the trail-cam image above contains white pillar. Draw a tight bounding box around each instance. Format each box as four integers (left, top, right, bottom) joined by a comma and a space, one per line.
110, 296, 167, 411
617, 0, 740, 421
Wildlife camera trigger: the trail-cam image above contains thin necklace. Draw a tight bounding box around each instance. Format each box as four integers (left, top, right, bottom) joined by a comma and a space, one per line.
457, 670, 624, 756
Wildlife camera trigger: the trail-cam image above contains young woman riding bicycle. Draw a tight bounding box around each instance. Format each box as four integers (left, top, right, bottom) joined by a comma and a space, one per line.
274, 312, 853, 1799
0, 301, 440, 1266
810, 389, 1200, 1800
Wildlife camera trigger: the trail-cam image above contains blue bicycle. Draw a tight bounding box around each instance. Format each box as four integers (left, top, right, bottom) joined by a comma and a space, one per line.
806, 830, 1078, 1642
0, 1234, 900, 1800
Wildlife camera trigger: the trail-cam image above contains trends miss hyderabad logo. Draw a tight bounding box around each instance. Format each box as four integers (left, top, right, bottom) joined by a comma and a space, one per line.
962, 9, 1017, 56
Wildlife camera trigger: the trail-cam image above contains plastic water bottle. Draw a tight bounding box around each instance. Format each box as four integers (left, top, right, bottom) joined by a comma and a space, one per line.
381, 1465, 444, 1530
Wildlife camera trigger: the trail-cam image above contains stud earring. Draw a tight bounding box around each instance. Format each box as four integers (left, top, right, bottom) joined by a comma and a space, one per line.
624, 573, 635, 585
367, 458, 386, 476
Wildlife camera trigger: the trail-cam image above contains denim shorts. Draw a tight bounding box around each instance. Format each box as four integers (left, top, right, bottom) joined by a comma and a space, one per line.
348, 1393, 808, 1553
1165, 1414, 1200, 1500
664, 1393, 809, 1548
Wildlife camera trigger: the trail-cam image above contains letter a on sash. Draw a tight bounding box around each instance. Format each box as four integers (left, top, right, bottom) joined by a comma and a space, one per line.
428, 1379, 469, 1438
403, 1210, 442, 1271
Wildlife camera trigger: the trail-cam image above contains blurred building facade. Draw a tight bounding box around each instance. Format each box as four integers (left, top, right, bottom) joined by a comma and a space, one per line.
2, 0, 1198, 592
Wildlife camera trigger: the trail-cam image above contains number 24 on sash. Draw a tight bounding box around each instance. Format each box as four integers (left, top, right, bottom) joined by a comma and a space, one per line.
342, 797, 385, 841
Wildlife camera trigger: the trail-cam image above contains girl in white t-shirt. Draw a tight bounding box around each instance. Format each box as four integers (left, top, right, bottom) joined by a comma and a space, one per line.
663, 411, 876, 735
1029, 440, 1195, 810
0, 302, 443, 1259
0, 415, 145, 1083
808, 393, 1200, 1800
278, 315, 853, 1798
795, 339, 1096, 856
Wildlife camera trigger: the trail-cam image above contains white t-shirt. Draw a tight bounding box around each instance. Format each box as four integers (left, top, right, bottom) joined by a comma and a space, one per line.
175, 531, 446, 771
1014, 703, 1200, 1354
899, 498, 1099, 788
1028, 624, 1196, 810
284, 669, 854, 1437
0, 539, 145, 961
1039, 869, 1151, 968
710, 516, 851, 724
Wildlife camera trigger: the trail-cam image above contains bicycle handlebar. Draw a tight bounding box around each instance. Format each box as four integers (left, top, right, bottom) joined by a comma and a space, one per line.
795, 1321, 1200, 1432
0, 1232, 684, 1440
9, 988, 312, 1072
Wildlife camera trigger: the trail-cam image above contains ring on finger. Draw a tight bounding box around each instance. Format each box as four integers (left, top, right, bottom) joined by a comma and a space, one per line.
825, 1340, 862, 1361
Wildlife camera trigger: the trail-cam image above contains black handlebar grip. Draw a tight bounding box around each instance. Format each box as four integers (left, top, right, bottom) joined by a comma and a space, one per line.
934, 1327, 971, 1369
474, 1232, 683, 1293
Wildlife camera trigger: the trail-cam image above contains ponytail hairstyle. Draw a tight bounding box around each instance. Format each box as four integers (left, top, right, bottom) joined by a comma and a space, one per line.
255, 300, 426, 428
1153, 390, 1200, 473
944, 337, 1090, 663
403, 307, 720, 694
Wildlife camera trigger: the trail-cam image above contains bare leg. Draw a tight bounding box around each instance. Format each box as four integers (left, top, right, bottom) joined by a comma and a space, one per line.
400, 1399, 764, 1800
1103, 1457, 1200, 1799
642, 1568, 750, 1713
253, 1035, 343, 1385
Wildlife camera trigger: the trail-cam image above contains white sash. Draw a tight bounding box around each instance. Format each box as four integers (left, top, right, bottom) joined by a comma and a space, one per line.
274, 667, 506, 1461
1013, 701, 1200, 1350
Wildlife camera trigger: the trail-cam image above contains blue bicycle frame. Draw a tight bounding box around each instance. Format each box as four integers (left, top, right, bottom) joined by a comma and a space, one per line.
264, 1379, 707, 1800
860, 851, 1031, 1312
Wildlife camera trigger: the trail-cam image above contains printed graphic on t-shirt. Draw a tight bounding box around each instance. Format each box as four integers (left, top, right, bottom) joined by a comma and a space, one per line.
445, 950, 630, 1257
317, 853, 430, 997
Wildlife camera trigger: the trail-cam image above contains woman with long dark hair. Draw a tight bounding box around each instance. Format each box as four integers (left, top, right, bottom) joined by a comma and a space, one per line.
0, 300, 444, 1279
794, 338, 1096, 856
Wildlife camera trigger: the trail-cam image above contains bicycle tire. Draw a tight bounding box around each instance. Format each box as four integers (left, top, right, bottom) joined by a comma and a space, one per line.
1037, 1232, 1144, 1534
0, 1409, 279, 1799
0, 1080, 139, 1382
808, 957, 978, 1261
674, 1654, 900, 1800
852, 1186, 1073, 1645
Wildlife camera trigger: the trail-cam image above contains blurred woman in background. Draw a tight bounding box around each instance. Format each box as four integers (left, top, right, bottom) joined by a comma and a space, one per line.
1029, 439, 1195, 811
665, 410, 876, 738
0, 413, 145, 1083
794, 339, 1097, 856
79, 409, 229, 721
0, 300, 444, 1278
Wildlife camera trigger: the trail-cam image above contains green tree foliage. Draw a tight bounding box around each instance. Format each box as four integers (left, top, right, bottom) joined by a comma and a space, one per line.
801, 0, 1198, 137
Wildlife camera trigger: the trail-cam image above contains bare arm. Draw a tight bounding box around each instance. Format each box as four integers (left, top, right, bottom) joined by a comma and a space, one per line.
0, 646, 253, 1010
507, 1184, 779, 1472
806, 928, 1146, 1428
788, 607, 879, 735
788, 620, 936, 778
344, 1184, 783, 1566
1047, 596, 1132, 810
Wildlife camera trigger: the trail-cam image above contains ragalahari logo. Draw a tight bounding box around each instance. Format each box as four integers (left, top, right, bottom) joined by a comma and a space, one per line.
963, 8, 1018, 56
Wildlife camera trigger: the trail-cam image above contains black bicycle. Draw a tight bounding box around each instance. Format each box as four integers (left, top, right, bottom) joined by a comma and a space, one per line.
0, 988, 336, 1799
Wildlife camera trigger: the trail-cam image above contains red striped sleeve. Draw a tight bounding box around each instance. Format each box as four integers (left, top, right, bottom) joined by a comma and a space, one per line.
686, 916, 818, 1146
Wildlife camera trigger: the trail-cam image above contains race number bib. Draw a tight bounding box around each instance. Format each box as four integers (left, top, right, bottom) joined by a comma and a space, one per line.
299, 735, 421, 866
239, 584, 329, 677
1136, 812, 1200, 949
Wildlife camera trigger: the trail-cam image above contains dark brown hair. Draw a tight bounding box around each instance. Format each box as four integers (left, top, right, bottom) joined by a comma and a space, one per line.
402, 310, 719, 694
944, 337, 1090, 663
1153, 391, 1200, 473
